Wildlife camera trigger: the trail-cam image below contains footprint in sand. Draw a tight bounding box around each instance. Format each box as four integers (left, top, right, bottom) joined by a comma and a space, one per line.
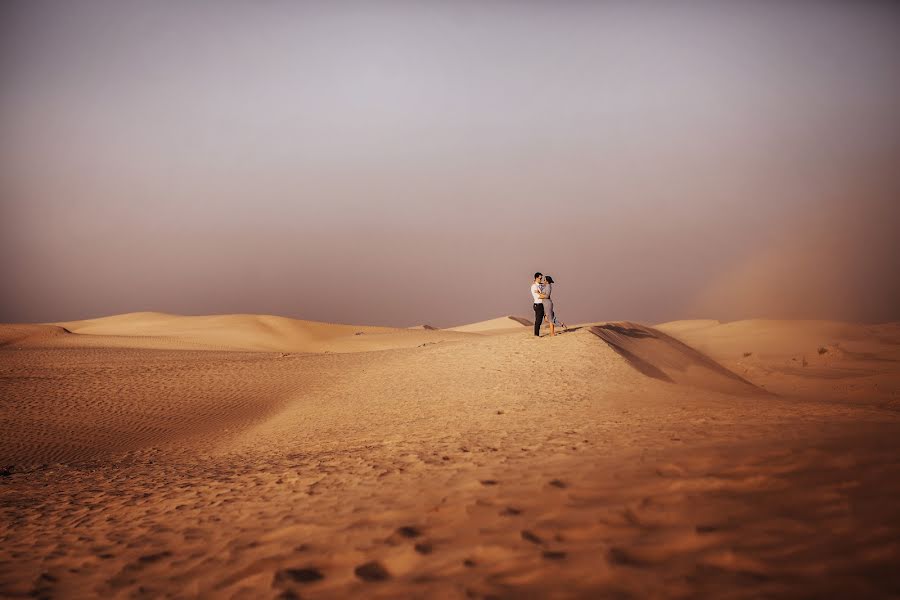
354, 561, 390, 582
273, 567, 324, 584
607, 546, 650, 567
414, 542, 433, 555
138, 551, 172, 564
396, 525, 422, 538
521, 530, 544, 545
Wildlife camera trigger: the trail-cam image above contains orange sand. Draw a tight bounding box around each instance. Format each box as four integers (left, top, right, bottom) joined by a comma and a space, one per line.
1, 313, 899, 598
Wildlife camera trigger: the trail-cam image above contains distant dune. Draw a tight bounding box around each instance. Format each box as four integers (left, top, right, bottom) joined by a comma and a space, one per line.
656, 318, 900, 360
0, 313, 532, 350
446, 315, 533, 333
0, 312, 477, 353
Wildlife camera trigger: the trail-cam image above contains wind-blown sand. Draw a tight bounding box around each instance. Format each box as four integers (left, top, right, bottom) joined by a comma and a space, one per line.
1, 314, 899, 598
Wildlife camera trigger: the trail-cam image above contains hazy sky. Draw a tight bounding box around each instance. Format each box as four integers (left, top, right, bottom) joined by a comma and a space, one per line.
2, 0, 899, 327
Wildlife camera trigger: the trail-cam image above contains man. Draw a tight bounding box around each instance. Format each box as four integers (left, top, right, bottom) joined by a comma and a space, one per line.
531, 272, 549, 337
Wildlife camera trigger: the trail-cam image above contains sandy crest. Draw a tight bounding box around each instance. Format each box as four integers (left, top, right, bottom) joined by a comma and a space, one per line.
445, 316, 532, 333
1, 313, 481, 354
1, 316, 899, 598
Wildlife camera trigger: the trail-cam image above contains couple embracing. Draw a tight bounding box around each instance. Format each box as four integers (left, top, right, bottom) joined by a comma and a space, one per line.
530, 272, 566, 337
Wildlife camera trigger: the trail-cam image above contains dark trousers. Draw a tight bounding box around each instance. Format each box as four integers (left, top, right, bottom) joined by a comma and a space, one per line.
533, 303, 544, 336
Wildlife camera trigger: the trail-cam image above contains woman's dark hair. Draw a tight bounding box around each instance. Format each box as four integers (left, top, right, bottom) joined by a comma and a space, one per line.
545, 275, 555, 284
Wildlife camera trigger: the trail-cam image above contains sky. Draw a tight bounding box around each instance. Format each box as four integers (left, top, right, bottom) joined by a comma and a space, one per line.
2, 0, 899, 327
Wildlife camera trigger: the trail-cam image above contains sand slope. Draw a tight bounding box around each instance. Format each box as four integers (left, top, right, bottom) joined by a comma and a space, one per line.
446, 315, 532, 333
589, 322, 762, 394
0, 324, 71, 348
0, 312, 478, 353
2, 315, 899, 598
657, 318, 900, 398
656, 318, 900, 360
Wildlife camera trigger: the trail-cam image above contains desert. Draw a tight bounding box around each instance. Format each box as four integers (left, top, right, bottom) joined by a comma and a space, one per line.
2, 313, 899, 598
4, 2, 900, 597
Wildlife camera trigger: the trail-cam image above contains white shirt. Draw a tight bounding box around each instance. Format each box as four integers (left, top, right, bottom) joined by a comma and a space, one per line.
531, 283, 544, 303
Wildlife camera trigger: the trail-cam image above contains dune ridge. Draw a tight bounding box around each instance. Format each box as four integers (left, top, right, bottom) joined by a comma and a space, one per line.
589, 322, 763, 394
0, 312, 483, 353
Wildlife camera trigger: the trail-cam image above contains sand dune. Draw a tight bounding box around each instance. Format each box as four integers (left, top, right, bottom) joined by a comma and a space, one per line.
589, 322, 762, 394
446, 315, 533, 333
2, 314, 899, 598
0, 312, 478, 353
54, 311, 402, 352
657, 318, 900, 361
0, 323, 71, 347
657, 318, 900, 399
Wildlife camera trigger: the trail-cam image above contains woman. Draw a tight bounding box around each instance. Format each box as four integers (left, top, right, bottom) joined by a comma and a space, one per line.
542, 275, 567, 331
